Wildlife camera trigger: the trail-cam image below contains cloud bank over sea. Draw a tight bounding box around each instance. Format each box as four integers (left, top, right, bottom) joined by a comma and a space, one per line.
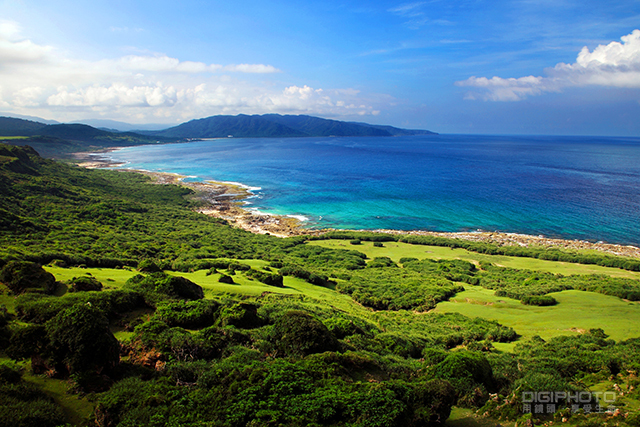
0, 19, 381, 124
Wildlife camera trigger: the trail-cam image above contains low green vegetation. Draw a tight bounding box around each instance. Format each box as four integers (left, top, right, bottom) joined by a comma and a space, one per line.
436, 287, 640, 342
1, 143, 640, 427
309, 239, 640, 279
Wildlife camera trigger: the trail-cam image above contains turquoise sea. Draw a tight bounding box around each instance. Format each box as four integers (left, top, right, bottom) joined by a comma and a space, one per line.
106, 134, 640, 246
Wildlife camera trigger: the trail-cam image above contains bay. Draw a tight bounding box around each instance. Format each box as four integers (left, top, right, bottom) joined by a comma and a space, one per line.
106, 134, 640, 246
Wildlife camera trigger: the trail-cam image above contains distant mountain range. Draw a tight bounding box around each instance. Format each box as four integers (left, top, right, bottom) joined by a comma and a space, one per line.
146, 114, 436, 138
0, 114, 437, 157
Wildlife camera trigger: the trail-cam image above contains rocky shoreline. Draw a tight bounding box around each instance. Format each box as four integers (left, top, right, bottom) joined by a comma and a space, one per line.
74, 150, 640, 260
370, 229, 640, 259
132, 170, 640, 260
121, 169, 307, 238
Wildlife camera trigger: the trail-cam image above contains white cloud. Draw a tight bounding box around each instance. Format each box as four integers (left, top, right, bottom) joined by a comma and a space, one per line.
14, 86, 44, 107
457, 76, 552, 101
457, 29, 640, 101
47, 84, 178, 108
389, 2, 427, 17
0, 20, 53, 65
0, 23, 380, 123
224, 64, 280, 73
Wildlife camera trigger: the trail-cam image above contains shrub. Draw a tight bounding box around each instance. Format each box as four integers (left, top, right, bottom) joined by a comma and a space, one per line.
422, 348, 448, 365
5, 324, 48, 361
367, 257, 397, 268
0, 261, 56, 294
271, 310, 337, 357
324, 317, 361, 339
246, 269, 284, 287
46, 304, 120, 375
218, 274, 234, 284
15, 290, 144, 323
279, 265, 329, 286
216, 303, 263, 329
435, 351, 494, 388
125, 272, 204, 302
68, 275, 103, 292
521, 295, 557, 306
137, 259, 162, 273
156, 300, 220, 328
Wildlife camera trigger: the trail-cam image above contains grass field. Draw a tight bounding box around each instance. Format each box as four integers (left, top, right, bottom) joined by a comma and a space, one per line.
305, 240, 640, 343
40, 252, 640, 347
44, 266, 139, 292
308, 240, 640, 279
44, 262, 364, 314
434, 286, 640, 342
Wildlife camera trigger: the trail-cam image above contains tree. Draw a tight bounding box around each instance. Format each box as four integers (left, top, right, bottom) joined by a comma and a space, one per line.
271, 310, 337, 357
0, 261, 56, 294
45, 304, 119, 374
68, 276, 103, 292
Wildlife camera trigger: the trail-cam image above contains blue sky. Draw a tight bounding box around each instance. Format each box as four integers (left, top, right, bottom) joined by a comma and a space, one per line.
1, 0, 639, 135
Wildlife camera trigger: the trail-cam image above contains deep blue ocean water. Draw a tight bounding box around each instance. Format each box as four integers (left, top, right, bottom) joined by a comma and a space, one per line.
106, 134, 640, 246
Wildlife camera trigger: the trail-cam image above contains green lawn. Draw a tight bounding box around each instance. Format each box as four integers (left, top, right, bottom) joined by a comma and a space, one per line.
42, 256, 640, 346
44, 264, 367, 317
44, 265, 139, 292
309, 240, 640, 279
172, 268, 366, 315
435, 286, 640, 342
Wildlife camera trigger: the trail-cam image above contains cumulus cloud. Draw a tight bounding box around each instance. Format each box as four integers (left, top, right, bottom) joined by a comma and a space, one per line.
47, 84, 178, 108
0, 21, 380, 122
457, 29, 640, 101
0, 20, 53, 65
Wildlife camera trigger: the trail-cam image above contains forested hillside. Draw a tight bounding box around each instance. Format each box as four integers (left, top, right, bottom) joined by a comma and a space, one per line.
1, 143, 639, 427
150, 114, 437, 138
0, 117, 172, 158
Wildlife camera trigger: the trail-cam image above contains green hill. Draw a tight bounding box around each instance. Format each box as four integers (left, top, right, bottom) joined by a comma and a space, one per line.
155, 114, 308, 138
261, 114, 392, 136
0, 117, 173, 158
0, 117, 48, 136
153, 114, 437, 138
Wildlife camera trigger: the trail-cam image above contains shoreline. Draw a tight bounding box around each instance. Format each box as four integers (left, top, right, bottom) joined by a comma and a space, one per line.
73, 149, 640, 260
135, 169, 306, 238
